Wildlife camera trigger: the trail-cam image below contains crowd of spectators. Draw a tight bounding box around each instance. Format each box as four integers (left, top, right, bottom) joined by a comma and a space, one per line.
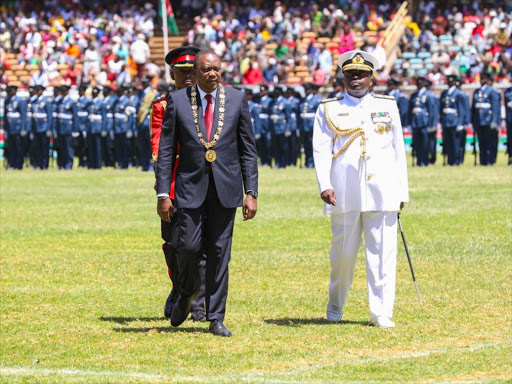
0, 0, 510, 90
0, 0, 158, 88
394, 1, 512, 86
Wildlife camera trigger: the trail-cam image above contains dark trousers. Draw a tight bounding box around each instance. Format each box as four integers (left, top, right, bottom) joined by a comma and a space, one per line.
443, 126, 458, 165
138, 128, 152, 171
114, 133, 129, 169
34, 132, 49, 169
413, 128, 429, 166
288, 131, 298, 166
255, 133, 270, 166
162, 213, 206, 313
476, 125, 494, 165
303, 130, 314, 168
176, 174, 236, 322
458, 128, 467, 164
88, 133, 103, 169
427, 131, 437, 164
273, 133, 289, 168
58, 134, 74, 169
102, 132, 114, 167
75, 131, 88, 167
7, 133, 23, 169
507, 122, 512, 164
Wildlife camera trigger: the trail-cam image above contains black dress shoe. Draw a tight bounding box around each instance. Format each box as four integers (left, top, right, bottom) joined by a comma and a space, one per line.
170, 294, 195, 327
164, 289, 178, 318
209, 320, 232, 337
190, 310, 206, 322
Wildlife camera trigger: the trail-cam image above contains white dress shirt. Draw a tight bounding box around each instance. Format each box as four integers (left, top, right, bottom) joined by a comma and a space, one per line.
197, 84, 217, 116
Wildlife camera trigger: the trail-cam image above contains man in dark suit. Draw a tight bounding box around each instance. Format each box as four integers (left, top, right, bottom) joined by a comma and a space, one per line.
156, 50, 258, 337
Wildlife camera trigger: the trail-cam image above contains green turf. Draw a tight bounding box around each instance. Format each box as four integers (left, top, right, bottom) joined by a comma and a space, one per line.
1, 154, 511, 383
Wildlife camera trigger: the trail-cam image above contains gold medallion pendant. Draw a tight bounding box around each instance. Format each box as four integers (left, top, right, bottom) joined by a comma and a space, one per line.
205, 149, 217, 162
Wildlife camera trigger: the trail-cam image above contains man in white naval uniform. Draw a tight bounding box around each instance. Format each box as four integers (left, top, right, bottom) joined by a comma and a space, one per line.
313, 50, 409, 328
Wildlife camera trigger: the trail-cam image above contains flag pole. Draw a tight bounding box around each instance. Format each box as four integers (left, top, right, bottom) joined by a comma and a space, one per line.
161, 0, 171, 83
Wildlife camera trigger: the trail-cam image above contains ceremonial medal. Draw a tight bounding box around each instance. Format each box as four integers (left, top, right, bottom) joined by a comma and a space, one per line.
205, 149, 217, 162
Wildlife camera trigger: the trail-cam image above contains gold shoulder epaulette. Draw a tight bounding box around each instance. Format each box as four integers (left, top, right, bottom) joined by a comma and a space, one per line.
372, 93, 395, 100
321, 96, 344, 104
152, 94, 166, 104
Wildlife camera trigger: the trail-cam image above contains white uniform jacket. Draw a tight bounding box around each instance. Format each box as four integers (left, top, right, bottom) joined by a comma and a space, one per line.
313, 92, 409, 214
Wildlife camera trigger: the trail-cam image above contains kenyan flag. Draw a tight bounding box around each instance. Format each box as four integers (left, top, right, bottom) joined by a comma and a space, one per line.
159, 0, 179, 36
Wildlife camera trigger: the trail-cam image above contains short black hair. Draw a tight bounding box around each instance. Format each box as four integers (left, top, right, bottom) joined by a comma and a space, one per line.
193, 49, 220, 68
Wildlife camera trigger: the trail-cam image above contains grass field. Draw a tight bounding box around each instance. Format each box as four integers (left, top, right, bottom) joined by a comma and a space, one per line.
1, 154, 511, 383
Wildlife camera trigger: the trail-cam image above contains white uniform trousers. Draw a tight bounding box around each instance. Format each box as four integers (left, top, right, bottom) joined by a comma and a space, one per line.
327, 211, 397, 321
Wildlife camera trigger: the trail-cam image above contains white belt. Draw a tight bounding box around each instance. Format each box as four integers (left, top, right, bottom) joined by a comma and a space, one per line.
114, 113, 126, 119
34, 113, 48, 118
413, 107, 423, 114
7, 112, 21, 118
259, 113, 269, 119
27, 112, 32, 117
475, 102, 491, 109
291, 113, 296, 118
58, 113, 73, 119
77, 111, 88, 117
125, 106, 136, 114
106, 113, 114, 118
52, 112, 57, 117
300, 112, 315, 118
91, 115, 102, 121
443, 108, 457, 114
271, 114, 286, 120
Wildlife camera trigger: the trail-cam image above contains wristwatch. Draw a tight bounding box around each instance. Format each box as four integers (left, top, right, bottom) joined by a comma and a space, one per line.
246, 190, 258, 199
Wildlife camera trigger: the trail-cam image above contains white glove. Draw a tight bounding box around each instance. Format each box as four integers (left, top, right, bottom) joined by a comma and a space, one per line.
101, 130, 108, 138
46, 130, 52, 137
126, 129, 133, 139
20, 130, 28, 137
427, 126, 436, 133
490, 122, 499, 130
456, 125, 464, 132
254, 133, 261, 140
72, 132, 80, 138
284, 130, 292, 137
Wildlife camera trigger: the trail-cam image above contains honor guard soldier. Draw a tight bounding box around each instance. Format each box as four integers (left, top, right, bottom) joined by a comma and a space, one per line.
88, 87, 105, 169
26, 86, 39, 168
387, 78, 409, 128
426, 80, 439, 164
504, 86, 512, 165
125, 85, 140, 167
254, 84, 272, 166
313, 50, 408, 328
57, 86, 77, 169
285, 87, 300, 166
472, 73, 501, 165
270, 86, 289, 168
246, 89, 262, 154
113, 85, 130, 169
137, 78, 156, 171
102, 86, 117, 167
300, 83, 322, 168
440, 75, 466, 166
408, 77, 436, 166
75, 85, 92, 167
150, 45, 206, 321
51, 86, 63, 167
5, 85, 27, 169
457, 79, 471, 164
32, 85, 52, 169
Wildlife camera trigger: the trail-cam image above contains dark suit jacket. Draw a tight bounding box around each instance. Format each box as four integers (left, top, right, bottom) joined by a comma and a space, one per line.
156, 85, 258, 209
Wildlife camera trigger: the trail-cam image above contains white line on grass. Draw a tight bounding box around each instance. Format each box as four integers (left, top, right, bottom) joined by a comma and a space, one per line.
0, 341, 507, 383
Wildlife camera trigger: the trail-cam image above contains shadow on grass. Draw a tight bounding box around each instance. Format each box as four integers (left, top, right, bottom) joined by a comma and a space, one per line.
99, 316, 167, 324
113, 326, 209, 334
264, 317, 369, 327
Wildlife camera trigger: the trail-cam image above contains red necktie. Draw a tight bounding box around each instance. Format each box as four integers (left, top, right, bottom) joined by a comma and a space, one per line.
205, 94, 213, 140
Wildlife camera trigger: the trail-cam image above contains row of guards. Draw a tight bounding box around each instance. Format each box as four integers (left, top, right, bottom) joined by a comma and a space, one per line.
2, 76, 512, 169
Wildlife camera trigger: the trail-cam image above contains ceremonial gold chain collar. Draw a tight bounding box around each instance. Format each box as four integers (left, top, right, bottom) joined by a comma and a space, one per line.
190, 84, 225, 150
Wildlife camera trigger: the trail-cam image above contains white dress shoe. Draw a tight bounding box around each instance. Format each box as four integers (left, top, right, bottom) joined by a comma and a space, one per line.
369, 316, 395, 328
326, 306, 343, 322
